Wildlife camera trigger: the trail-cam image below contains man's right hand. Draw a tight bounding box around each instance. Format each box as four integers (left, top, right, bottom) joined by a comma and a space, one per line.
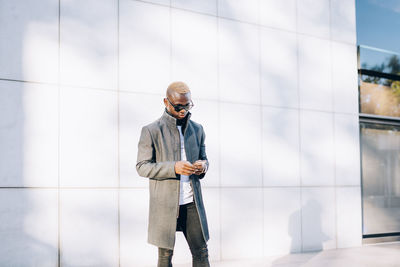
175, 161, 195, 176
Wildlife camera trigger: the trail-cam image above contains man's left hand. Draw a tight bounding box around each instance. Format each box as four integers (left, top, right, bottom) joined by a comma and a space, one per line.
193, 160, 207, 175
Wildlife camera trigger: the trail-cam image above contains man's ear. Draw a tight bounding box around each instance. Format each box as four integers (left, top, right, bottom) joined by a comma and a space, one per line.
163, 98, 168, 107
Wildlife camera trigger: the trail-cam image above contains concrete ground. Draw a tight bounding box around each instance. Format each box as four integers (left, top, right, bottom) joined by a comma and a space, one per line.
175, 242, 400, 267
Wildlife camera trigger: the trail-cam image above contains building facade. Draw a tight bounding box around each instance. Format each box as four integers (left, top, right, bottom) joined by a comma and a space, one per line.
1, 0, 396, 266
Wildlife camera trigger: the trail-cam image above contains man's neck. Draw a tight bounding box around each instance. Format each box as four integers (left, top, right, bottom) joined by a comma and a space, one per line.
176, 117, 185, 126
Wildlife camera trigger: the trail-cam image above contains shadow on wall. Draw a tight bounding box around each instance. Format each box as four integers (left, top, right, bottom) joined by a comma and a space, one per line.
289, 199, 330, 252
271, 199, 328, 266
0, 0, 58, 266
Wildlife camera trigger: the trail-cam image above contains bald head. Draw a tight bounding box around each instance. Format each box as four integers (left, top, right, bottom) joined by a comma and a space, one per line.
166, 81, 190, 98
164, 81, 192, 119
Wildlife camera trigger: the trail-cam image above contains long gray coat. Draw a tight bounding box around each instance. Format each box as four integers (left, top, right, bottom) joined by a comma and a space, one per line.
136, 110, 210, 249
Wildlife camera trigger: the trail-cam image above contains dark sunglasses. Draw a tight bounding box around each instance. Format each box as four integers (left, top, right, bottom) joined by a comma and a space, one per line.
166, 97, 194, 112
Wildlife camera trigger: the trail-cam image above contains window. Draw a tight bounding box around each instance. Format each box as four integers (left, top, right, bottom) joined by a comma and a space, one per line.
359, 46, 400, 118
357, 0, 400, 241
360, 122, 400, 236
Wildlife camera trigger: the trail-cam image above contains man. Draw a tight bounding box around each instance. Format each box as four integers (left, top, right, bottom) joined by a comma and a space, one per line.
136, 81, 210, 267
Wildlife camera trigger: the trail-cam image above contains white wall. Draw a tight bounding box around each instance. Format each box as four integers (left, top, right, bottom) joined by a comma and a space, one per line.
0, 0, 361, 266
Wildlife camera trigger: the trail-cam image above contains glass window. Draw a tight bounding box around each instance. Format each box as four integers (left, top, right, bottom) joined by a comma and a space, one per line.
357, 0, 400, 240
359, 46, 400, 118
359, 46, 400, 76
360, 122, 400, 235
359, 75, 400, 117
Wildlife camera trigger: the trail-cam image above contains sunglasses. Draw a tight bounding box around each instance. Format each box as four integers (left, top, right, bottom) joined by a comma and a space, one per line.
166, 97, 194, 112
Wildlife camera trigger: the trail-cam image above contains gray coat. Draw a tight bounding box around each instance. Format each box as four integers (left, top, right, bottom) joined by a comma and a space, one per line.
136, 110, 210, 249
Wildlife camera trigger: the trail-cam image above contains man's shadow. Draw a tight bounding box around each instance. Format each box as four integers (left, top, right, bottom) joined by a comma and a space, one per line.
271, 199, 330, 266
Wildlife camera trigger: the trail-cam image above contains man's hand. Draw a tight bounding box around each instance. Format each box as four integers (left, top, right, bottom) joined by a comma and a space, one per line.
175, 161, 195, 176
193, 160, 207, 175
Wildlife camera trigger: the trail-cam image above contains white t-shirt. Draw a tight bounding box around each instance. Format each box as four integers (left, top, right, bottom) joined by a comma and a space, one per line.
177, 125, 194, 205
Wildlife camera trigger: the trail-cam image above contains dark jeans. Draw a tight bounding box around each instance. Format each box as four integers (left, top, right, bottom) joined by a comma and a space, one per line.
158, 201, 210, 267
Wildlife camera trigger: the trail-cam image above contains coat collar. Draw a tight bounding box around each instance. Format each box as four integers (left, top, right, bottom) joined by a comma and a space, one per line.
161, 109, 191, 134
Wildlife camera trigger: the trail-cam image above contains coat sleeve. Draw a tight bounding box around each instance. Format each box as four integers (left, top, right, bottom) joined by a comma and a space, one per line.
197, 125, 209, 180
136, 126, 178, 180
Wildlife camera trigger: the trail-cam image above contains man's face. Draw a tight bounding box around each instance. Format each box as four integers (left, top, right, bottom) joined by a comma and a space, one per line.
164, 92, 192, 119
